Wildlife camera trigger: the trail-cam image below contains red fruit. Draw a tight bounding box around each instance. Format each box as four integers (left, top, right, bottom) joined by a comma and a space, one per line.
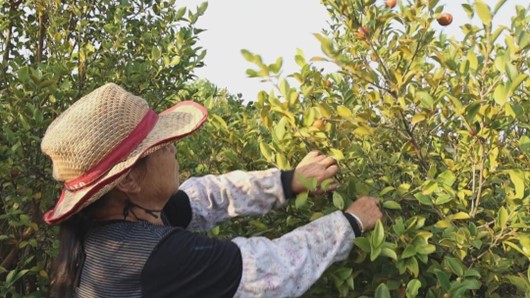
385, 0, 396, 8
437, 13, 453, 26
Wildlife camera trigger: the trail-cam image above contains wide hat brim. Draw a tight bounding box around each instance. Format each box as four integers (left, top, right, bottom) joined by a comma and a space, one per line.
44, 101, 208, 224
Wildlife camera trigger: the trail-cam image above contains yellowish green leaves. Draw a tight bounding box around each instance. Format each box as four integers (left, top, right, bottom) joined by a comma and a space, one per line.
374, 283, 391, 298
415, 91, 434, 110
259, 142, 273, 161
372, 220, 385, 249
445, 256, 465, 276
382, 200, 401, 210
506, 169, 524, 199
406, 279, 421, 298
434, 194, 452, 205
447, 212, 471, 221
495, 206, 509, 229
519, 135, 530, 152
336, 105, 353, 118
414, 193, 432, 206
475, 1, 492, 26
411, 113, 426, 125
295, 192, 309, 209
332, 192, 344, 209
329, 148, 345, 161
437, 170, 456, 187
151, 47, 161, 60
493, 83, 508, 106
353, 124, 373, 137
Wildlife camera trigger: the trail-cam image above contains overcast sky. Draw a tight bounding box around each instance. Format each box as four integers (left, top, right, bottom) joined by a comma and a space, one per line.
179, 0, 526, 100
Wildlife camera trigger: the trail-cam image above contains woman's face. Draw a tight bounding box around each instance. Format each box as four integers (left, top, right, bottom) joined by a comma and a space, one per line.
136, 143, 180, 202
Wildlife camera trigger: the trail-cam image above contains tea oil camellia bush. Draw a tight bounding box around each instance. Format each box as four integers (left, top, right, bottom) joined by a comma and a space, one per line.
241, 0, 530, 297
2, 0, 530, 297
0, 0, 207, 295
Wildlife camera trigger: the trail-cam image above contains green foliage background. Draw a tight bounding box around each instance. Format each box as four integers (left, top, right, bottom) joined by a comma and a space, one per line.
1, 0, 529, 297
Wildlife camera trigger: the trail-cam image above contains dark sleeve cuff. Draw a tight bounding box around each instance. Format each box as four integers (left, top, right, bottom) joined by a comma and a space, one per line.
162, 190, 193, 228
280, 170, 296, 200
343, 212, 362, 237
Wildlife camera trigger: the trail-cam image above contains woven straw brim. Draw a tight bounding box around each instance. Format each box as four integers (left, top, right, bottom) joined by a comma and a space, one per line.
44, 101, 208, 224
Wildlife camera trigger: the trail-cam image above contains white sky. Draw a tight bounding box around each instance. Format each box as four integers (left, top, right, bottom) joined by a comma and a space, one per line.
179, 0, 527, 100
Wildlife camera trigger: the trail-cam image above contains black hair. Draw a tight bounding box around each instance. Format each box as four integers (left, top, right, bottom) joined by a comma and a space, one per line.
50, 157, 149, 297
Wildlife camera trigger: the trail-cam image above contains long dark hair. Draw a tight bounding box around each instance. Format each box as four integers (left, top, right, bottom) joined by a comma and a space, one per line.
50, 157, 149, 297
50, 211, 91, 298
50, 194, 113, 297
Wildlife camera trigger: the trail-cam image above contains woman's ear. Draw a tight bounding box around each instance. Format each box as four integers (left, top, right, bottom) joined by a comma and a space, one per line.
116, 171, 142, 194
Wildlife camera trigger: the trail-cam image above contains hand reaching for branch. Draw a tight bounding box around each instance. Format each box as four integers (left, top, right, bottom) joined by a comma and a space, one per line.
345, 196, 383, 232
292, 151, 340, 194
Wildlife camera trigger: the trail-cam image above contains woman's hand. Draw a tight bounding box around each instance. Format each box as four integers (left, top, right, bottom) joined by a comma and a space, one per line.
292, 151, 340, 194
345, 196, 383, 232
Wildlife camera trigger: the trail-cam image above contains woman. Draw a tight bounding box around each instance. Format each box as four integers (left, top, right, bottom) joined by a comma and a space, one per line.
42, 83, 383, 297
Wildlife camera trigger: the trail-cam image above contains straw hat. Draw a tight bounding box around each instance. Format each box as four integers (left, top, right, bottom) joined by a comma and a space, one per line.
41, 83, 208, 224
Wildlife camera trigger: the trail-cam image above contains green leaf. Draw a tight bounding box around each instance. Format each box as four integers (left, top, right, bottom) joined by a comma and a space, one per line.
464, 101, 481, 123
464, 268, 482, 279
467, 51, 478, 71
381, 247, 398, 261
447, 212, 470, 220
333, 192, 345, 209
337, 105, 353, 118
509, 74, 528, 94
259, 142, 273, 161
401, 245, 417, 259
446, 257, 464, 276
406, 257, 419, 277
503, 240, 527, 257
406, 279, 421, 298
241, 49, 255, 63
434, 270, 451, 291
411, 113, 426, 125
493, 84, 508, 106
518, 234, 530, 256
416, 244, 436, 255
275, 153, 289, 169
353, 125, 373, 137
273, 118, 287, 141
354, 237, 371, 252
380, 186, 395, 196
295, 192, 308, 209
414, 193, 432, 206
329, 148, 344, 161
372, 220, 385, 248
374, 283, 391, 298
519, 135, 530, 152
416, 91, 434, 110
448, 279, 481, 296
506, 169, 524, 199
335, 268, 352, 280
151, 47, 161, 60
435, 220, 452, 229
435, 194, 453, 205
496, 206, 509, 228
475, 0, 492, 26
383, 200, 401, 210
437, 170, 456, 186
371, 246, 382, 261
279, 78, 290, 98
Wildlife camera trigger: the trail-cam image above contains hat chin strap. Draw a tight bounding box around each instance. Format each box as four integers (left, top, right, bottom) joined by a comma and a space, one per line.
122, 197, 162, 221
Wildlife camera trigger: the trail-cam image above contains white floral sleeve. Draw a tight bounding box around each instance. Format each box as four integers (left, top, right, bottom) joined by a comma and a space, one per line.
232, 211, 355, 298
179, 168, 287, 231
